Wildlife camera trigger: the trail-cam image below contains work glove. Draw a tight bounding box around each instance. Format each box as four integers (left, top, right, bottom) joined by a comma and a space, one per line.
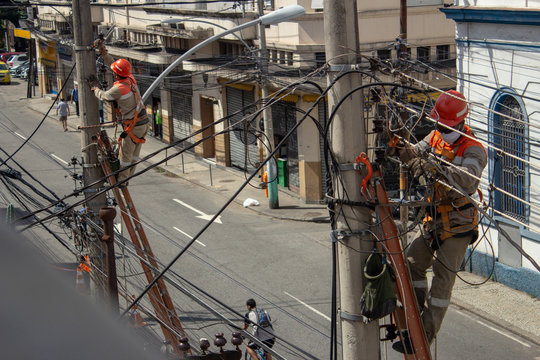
93, 38, 104, 49
93, 39, 107, 55
407, 157, 437, 179
87, 74, 99, 89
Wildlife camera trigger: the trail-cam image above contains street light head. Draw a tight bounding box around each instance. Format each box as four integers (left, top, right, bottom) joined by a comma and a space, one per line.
260, 5, 305, 25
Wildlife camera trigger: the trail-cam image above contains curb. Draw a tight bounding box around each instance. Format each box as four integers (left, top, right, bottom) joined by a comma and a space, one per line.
27, 98, 330, 223
451, 297, 540, 347
144, 158, 330, 223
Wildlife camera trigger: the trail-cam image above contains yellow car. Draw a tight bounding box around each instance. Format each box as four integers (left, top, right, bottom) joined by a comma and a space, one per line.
0, 61, 10, 84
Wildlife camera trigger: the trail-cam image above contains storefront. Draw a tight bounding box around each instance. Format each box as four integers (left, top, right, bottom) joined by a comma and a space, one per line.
37, 40, 57, 95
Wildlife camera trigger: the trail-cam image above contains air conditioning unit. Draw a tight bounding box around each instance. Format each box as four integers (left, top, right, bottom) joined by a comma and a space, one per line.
97, 25, 111, 36
114, 27, 126, 41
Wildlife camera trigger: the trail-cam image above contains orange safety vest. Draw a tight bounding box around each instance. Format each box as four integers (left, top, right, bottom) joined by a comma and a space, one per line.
425, 125, 484, 241
114, 77, 147, 145
78, 255, 90, 273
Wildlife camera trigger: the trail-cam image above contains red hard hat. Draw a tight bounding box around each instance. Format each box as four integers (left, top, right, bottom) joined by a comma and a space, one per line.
110, 58, 131, 77
430, 90, 468, 127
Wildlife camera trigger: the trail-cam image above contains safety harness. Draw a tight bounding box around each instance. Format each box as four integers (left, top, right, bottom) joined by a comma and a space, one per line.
113, 76, 148, 146
425, 126, 482, 242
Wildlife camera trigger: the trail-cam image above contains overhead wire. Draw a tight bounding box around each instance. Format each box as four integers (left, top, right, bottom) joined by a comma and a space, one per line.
85, 217, 318, 360
111, 199, 332, 340
17, 63, 335, 227
0, 64, 76, 168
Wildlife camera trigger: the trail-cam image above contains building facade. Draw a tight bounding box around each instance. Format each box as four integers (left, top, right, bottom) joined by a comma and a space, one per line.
442, 0, 540, 296
32, 0, 457, 203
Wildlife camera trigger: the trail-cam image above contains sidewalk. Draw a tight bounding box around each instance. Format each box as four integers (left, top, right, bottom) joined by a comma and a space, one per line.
26, 95, 540, 347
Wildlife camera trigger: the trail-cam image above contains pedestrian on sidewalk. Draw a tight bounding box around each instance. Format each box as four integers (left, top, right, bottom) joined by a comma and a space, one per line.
71, 84, 79, 116
56, 97, 70, 132
155, 101, 162, 139
394, 90, 487, 354
91, 40, 149, 188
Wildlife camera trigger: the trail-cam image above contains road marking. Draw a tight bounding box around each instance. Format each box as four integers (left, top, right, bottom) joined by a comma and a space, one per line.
283, 291, 331, 321
172, 198, 222, 224
50, 153, 69, 165
14, 131, 26, 140
173, 226, 206, 247
454, 309, 530, 348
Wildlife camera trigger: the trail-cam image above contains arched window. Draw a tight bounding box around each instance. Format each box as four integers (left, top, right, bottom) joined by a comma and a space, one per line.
489, 90, 529, 223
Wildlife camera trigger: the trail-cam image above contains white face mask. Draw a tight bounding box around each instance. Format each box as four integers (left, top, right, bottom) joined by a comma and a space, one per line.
440, 131, 461, 144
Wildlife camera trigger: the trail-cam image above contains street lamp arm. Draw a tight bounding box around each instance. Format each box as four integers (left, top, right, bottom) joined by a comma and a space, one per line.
142, 5, 305, 103
142, 18, 259, 102
260, 4, 305, 25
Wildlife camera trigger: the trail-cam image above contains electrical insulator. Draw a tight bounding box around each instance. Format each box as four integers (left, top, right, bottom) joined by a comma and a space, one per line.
375, 147, 386, 164
373, 117, 385, 133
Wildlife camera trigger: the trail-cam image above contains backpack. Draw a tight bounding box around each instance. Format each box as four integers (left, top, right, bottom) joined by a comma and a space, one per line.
256, 309, 272, 328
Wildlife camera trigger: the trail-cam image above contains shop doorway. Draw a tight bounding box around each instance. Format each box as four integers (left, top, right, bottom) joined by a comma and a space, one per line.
200, 96, 215, 159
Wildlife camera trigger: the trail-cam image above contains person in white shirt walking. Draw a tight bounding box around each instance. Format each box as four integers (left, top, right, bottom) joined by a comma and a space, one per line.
56, 98, 70, 132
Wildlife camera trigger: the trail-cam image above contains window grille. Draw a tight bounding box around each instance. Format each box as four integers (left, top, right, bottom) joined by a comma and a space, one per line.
417, 46, 430, 62
492, 94, 528, 223
377, 49, 392, 61
436, 45, 449, 61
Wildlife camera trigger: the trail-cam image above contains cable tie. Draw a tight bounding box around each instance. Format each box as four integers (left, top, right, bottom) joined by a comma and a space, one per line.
327, 64, 360, 72
73, 45, 94, 51
338, 309, 367, 323
82, 163, 100, 168
81, 143, 97, 152
82, 188, 104, 193
331, 229, 371, 242
338, 162, 363, 171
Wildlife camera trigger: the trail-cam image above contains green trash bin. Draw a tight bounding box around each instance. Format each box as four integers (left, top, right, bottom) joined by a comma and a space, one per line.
277, 158, 288, 187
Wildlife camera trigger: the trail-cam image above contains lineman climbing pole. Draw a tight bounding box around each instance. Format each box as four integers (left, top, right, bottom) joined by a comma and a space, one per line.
72, 0, 108, 297
323, 0, 380, 358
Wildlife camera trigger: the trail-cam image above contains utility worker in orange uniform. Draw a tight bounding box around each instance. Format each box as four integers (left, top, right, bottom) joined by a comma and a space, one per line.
393, 90, 487, 354
92, 42, 149, 188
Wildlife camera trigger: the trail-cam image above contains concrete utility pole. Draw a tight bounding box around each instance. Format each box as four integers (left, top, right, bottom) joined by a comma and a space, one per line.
257, 0, 279, 209
27, 41, 33, 98
323, 0, 380, 359
399, 0, 409, 238
72, 0, 108, 298
4, 20, 10, 51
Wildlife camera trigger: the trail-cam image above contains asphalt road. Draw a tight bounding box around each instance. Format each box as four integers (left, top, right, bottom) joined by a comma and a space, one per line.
1, 80, 538, 359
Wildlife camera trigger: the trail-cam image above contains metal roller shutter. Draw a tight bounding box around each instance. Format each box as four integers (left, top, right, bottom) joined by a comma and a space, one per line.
271, 101, 299, 189
170, 72, 193, 149
132, 61, 161, 101
226, 87, 258, 173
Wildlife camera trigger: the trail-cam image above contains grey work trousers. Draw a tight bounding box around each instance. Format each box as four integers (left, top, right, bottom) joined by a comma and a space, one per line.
118, 123, 149, 183
407, 231, 472, 343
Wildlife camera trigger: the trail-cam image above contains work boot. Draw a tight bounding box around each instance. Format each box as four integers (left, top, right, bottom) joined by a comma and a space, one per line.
392, 331, 414, 354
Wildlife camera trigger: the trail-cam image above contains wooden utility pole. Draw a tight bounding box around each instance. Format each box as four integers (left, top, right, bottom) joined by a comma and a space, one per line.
72, 0, 108, 297
324, 0, 380, 358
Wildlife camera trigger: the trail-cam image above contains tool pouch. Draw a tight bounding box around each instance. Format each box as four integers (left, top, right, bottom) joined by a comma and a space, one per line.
108, 158, 120, 173
360, 252, 397, 321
